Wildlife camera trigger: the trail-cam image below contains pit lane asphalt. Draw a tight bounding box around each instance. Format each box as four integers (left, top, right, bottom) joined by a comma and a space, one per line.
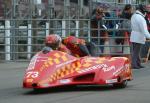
0, 62, 150, 103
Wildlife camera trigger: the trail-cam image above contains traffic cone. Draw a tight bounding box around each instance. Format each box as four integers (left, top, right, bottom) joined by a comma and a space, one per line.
123, 32, 130, 57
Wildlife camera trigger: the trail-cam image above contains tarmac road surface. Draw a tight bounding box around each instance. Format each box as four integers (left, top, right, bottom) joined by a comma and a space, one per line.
0, 62, 150, 103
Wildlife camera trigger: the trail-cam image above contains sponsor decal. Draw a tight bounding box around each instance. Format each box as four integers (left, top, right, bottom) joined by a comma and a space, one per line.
59, 79, 71, 84
78, 64, 116, 74
106, 79, 118, 83
102, 65, 116, 72
77, 64, 102, 73
113, 64, 129, 76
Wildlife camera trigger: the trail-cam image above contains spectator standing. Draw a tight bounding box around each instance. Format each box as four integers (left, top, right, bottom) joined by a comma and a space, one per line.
120, 4, 133, 31
130, 4, 150, 69
145, 4, 150, 32
116, 4, 133, 45
140, 4, 150, 62
121, 4, 133, 20
91, 6, 109, 53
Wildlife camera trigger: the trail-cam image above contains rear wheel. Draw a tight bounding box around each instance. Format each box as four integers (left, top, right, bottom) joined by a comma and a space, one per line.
113, 80, 128, 88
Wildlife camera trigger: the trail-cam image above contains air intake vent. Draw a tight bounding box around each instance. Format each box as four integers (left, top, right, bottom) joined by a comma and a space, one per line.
32, 83, 38, 87
73, 73, 95, 82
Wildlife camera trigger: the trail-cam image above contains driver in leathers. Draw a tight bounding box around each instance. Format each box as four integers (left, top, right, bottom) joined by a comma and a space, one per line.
62, 36, 91, 57
44, 34, 71, 54
44, 34, 91, 57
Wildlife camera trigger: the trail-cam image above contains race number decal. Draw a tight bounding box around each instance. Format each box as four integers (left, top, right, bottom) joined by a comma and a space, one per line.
26, 71, 39, 78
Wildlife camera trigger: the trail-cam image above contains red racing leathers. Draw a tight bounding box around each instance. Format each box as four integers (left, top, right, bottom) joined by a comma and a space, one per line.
58, 44, 71, 55
62, 36, 89, 57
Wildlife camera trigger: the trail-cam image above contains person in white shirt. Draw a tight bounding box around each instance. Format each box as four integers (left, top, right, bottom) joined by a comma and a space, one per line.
130, 4, 150, 69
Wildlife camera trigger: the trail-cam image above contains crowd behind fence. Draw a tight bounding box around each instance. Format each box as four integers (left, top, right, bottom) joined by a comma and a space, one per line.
0, 18, 131, 61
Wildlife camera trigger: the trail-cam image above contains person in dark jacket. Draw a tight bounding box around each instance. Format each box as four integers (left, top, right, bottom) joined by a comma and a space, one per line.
140, 4, 150, 62
116, 4, 133, 45
120, 4, 133, 20
91, 7, 109, 53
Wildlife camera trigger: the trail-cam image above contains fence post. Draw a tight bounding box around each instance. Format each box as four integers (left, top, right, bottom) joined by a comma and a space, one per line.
62, 20, 66, 37
46, 22, 49, 36
27, 24, 32, 59
88, 20, 91, 42
5, 20, 11, 61
75, 20, 79, 37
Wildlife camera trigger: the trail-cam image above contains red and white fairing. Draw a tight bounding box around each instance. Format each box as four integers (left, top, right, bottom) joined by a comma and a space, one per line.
23, 50, 132, 89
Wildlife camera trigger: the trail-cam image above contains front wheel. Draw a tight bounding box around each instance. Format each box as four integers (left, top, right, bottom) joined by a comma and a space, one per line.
113, 80, 128, 88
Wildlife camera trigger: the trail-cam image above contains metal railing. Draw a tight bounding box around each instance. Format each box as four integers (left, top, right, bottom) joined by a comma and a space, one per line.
0, 18, 131, 61
1, 0, 144, 61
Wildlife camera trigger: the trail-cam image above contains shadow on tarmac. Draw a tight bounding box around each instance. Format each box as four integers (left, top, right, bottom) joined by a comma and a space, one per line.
23, 85, 130, 95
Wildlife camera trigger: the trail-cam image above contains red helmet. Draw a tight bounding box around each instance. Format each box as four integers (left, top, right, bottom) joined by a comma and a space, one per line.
45, 34, 62, 50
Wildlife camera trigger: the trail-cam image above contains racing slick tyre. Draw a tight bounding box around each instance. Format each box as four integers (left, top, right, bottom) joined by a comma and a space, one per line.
33, 88, 50, 93
33, 88, 41, 92
113, 80, 128, 88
